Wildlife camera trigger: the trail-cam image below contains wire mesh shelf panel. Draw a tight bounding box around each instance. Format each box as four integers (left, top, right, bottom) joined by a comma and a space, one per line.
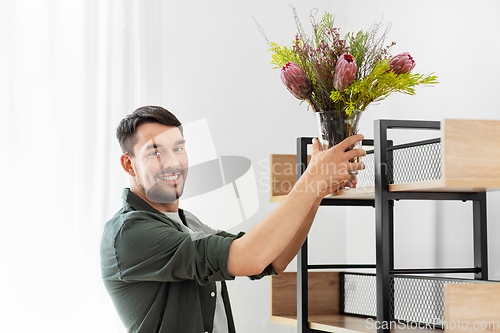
356, 139, 442, 188
342, 273, 476, 328
356, 151, 375, 188
343, 273, 377, 317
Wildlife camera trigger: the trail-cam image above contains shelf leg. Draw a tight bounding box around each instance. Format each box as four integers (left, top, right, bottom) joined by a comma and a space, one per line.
297, 240, 309, 333
375, 198, 394, 333
296, 137, 310, 332
473, 192, 488, 280
375, 120, 395, 333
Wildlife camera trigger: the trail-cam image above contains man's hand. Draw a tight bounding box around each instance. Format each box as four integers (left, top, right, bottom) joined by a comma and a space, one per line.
305, 135, 365, 197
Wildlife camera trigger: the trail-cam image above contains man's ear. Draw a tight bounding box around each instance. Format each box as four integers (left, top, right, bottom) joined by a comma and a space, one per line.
120, 154, 136, 177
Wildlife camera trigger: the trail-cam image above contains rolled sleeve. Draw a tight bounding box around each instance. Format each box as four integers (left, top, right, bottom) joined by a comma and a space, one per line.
249, 263, 277, 280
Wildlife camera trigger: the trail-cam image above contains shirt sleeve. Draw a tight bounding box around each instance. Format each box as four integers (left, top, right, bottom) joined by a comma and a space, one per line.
114, 212, 237, 285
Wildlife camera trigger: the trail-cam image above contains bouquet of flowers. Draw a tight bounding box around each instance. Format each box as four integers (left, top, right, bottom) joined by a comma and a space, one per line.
257, 8, 438, 148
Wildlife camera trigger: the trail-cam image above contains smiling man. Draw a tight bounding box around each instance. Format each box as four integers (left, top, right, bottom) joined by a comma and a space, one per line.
100, 105, 365, 333
124, 121, 188, 209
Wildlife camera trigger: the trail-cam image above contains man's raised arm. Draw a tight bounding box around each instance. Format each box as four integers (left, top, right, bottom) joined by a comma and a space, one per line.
227, 135, 365, 277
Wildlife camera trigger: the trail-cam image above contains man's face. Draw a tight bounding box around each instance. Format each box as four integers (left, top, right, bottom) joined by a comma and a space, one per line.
131, 122, 188, 204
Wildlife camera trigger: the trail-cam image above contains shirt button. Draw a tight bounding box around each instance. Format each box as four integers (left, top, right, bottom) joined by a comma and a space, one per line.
210, 291, 215, 297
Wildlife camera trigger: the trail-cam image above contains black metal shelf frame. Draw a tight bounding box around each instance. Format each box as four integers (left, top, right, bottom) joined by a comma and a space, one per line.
295, 119, 489, 333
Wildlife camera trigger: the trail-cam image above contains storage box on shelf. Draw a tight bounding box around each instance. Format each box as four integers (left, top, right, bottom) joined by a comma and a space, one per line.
270, 119, 500, 333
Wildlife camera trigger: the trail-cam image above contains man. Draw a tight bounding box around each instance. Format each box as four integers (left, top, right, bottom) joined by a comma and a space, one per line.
100, 106, 365, 333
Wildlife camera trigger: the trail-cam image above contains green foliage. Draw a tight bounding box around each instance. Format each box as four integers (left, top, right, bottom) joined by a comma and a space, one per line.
269, 43, 295, 69
331, 61, 439, 114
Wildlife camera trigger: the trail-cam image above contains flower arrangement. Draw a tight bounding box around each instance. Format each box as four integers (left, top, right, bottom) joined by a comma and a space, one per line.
259, 8, 438, 115
256, 8, 438, 149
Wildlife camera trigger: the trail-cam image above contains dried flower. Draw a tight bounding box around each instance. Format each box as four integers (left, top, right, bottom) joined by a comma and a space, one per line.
333, 54, 357, 92
280, 62, 313, 100
389, 52, 416, 74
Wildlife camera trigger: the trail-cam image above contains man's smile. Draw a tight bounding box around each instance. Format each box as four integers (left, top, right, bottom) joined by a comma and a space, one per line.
157, 172, 183, 184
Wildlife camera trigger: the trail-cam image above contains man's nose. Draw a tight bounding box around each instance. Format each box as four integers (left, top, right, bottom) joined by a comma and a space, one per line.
158, 151, 181, 171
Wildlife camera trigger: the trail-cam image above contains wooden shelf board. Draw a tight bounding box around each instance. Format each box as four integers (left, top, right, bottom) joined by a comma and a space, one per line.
389, 179, 500, 193
324, 186, 376, 199
271, 187, 375, 202
271, 187, 377, 202
270, 195, 287, 202
445, 283, 500, 333
270, 181, 500, 202
271, 314, 439, 333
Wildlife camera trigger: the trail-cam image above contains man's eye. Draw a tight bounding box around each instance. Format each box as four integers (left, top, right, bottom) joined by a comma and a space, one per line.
174, 147, 184, 152
150, 151, 161, 156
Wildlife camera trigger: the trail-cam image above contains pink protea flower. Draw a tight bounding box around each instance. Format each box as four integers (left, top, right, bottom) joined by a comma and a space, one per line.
280, 62, 313, 100
389, 52, 416, 74
333, 54, 357, 92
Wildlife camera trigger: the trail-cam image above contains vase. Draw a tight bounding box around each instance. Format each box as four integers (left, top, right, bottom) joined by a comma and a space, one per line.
315, 110, 362, 176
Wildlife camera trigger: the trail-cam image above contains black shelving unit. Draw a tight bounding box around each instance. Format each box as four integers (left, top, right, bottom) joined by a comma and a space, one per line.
295, 119, 489, 333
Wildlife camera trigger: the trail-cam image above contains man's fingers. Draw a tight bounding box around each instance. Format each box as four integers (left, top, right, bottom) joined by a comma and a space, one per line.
343, 180, 354, 188
334, 134, 364, 152
344, 148, 366, 161
343, 176, 358, 189
311, 138, 321, 156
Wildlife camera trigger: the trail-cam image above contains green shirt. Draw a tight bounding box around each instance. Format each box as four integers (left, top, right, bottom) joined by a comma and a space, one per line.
100, 188, 275, 333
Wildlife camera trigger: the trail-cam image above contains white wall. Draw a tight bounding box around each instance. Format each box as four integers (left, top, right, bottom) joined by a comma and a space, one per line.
145, 1, 500, 332
2, 1, 498, 332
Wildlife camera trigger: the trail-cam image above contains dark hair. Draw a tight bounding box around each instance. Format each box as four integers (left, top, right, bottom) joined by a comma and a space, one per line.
116, 105, 183, 155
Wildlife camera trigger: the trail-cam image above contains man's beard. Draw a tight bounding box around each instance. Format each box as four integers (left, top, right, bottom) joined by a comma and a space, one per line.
139, 168, 188, 204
